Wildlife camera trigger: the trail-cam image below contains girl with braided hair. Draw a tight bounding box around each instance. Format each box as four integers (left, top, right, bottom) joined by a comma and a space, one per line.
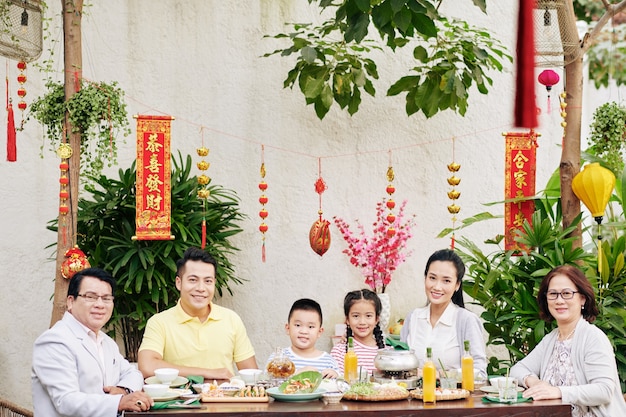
331, 289, 386, 375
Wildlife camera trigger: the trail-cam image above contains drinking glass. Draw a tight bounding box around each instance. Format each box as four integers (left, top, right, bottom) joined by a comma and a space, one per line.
497, 378, 518, 401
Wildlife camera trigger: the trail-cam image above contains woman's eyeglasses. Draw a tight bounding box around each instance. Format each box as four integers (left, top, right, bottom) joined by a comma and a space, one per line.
546, 289, 578, 300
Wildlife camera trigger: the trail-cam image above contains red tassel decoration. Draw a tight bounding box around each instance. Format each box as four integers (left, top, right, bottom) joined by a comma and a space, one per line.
514, 0, 538, 128
7, 101, 16, 161
201, 219, 206, 249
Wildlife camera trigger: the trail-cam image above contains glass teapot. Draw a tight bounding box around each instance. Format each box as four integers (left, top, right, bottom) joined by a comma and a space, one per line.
266, 347, 295, 382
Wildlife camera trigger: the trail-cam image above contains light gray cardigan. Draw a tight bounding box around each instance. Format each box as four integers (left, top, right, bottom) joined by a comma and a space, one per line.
510, 318, 626, 417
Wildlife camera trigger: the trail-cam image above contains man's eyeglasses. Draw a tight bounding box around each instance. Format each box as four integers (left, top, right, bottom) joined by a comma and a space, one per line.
77, 292, 114, 304
546, 289, 579, 300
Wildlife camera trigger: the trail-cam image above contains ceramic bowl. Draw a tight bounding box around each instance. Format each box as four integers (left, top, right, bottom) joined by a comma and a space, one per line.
238, 369, 262, 385
321, 391, 343, 404
154, 368, 179, 385
143, 384, 170, 398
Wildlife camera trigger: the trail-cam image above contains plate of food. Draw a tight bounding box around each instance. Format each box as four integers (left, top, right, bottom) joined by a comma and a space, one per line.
266, 387, 326, 402
278, 371, 323, 394
144, 376, 189, 388
410, 388, 470, 401
341, 382, 409, 402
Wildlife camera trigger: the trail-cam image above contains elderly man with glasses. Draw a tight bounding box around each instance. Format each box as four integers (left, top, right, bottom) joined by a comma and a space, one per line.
32, 268, 153, 416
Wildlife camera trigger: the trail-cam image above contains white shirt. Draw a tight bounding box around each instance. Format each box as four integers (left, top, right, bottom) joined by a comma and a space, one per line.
405, 302, 460, 370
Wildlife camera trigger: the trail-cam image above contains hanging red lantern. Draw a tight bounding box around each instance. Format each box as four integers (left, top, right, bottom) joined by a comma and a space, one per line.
538, 69, 560, 113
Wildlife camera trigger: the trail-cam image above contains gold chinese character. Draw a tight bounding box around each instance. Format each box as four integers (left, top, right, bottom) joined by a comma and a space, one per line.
513, 211, 526, 227
146, 194, 163, 211
514, 169, 528, 189
513, 151, 529, 169
146, 174, 163, 192
145, 133, 163, 153
145, 154, 162, 174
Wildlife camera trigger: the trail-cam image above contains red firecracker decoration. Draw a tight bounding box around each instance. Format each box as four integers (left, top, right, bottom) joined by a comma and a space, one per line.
61, 246, 91, 279
538, 69, 560, 114
16, 61, 27, 129
259, 145, 269, 262
385, 153, 396, 237
196, 144, 211, 249
310, 158, 331, 256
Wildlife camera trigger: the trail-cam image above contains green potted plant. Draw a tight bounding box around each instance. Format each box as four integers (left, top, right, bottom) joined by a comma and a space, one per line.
49, 152, 246, 361
29, 79, 131, 179
444, 167, 626, 390
587, 102, 626, 172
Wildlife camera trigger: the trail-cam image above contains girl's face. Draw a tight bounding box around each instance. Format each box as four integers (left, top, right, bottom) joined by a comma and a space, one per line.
346, 299, 379, 343
424, 260, 460, 308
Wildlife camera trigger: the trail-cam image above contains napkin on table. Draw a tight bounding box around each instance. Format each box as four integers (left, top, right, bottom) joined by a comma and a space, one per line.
150, 399, 202, 410
385, 337, 409, 350
481, 392, 532, 404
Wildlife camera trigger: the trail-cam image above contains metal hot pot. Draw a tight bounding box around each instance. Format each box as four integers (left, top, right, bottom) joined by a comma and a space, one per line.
374, 348, 419, 372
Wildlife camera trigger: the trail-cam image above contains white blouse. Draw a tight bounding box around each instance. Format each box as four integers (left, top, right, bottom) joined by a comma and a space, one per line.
405, 302, 460, 370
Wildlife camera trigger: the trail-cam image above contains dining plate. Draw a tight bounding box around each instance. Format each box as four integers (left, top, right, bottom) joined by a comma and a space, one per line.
266, 387, 325, 402
152, 390, 186, 402
479, 385, 524, 394
144, 376, 189, 388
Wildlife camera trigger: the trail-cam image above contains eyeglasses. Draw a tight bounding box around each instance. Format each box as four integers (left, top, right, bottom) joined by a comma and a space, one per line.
546, 289, 579, 300
77, 292, 114, 304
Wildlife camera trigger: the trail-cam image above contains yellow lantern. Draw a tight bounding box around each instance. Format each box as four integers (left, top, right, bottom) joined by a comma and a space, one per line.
571, 163, 615, 275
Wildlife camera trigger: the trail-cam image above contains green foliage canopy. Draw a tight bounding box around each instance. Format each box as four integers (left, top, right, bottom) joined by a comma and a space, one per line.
264, 0, 510, 119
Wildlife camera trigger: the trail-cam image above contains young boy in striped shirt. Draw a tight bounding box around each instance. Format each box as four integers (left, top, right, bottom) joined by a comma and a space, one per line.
266, 298, 338, 378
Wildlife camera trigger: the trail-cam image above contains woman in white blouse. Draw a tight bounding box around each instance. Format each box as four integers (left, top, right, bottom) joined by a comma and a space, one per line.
400, 249, 486, 377
511, 265, 626, 417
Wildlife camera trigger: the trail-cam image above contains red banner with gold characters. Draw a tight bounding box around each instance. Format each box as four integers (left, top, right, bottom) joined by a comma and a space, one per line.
133, 115, 175, 240
504, 130, 538, 252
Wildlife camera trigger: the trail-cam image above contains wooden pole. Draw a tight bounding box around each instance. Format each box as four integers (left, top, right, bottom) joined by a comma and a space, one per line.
50, 0, 83, 326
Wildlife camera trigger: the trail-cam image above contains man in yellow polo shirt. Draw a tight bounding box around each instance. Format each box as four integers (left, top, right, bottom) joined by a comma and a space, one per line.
138, 247, 258, 380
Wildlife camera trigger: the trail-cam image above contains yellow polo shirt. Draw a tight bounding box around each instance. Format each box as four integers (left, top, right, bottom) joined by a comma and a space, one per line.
139, 301, 255, 373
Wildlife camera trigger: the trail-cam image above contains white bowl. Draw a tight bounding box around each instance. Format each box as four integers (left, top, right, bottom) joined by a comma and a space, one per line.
238, 368, 262, 385
143, 384, 170, 398
154, 368, 179, 385
321, 391, 343, 404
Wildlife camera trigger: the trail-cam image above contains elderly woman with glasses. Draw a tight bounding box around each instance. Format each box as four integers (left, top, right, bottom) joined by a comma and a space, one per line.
510, 265, 626, 417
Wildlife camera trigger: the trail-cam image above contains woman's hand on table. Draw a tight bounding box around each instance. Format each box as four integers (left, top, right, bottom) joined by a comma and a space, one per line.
522, 379, 562, 400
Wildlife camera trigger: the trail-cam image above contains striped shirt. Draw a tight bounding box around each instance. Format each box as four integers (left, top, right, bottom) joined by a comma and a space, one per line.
266, 347, 338, 373
331, 338, 380, 375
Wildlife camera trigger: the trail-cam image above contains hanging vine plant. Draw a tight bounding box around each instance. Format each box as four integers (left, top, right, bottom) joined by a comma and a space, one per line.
587, 101, 626, 172
29, 79, 131, 179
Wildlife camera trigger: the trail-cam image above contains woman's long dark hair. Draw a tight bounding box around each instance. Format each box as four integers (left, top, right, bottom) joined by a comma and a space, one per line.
343, 289, 386, 352
424, 249, 465, 308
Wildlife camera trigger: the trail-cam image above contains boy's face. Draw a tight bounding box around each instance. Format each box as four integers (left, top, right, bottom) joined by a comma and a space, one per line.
285, 309, 323, 351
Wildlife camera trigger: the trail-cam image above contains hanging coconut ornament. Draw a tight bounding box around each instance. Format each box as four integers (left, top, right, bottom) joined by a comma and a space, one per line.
61, 246, 91, 279
310, 159, 331, 256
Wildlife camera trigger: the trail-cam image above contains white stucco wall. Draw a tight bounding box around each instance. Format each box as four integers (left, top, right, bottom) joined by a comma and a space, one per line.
0, 0, 581, 409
